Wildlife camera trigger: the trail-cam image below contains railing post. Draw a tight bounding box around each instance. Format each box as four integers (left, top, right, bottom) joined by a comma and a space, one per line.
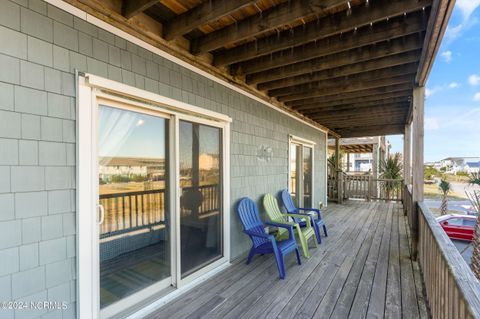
367, 175, 372, 201
411, 86, 425, 260
337, 170, 343, 204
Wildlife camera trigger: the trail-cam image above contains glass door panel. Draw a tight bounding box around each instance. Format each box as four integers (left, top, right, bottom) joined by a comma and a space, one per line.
303, 146, 313, 207
179, 120, 223, 278
289, 143, 298, 205
290, 141, 313, 207
98, 105, 170, 308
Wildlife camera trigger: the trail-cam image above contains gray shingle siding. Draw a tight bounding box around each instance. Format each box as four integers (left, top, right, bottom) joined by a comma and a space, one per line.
0, 0, 327, 317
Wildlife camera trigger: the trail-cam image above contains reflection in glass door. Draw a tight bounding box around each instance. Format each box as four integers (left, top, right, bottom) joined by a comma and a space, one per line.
303, 146, 313, 207
179, 121, 223, 278
98, 105, 170, 309
289, 139, 313, 207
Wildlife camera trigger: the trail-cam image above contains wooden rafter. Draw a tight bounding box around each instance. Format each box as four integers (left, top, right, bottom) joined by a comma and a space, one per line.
294, 92, 412, 111
191, 0, 347, 54
257, 57, 419, 91
247, 36, 423, 85
310, 103, 408, 119
285, 83, 413, 107
334, 124, 405, 137
122, 0, 159, 19
214, 0, 431, 66
291, 90, 413, 110
163, 0, 256, 40
268, 64, 417, 97
231, 12, 427, 74
301, 97, 411, 114
277, 75, 414, 102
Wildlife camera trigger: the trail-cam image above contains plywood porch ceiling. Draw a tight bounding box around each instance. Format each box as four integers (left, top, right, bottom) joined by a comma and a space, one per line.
66, 0, 446, 137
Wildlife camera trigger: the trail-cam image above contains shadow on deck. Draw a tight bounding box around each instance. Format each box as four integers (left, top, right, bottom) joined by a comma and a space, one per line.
148, 201, 428, 319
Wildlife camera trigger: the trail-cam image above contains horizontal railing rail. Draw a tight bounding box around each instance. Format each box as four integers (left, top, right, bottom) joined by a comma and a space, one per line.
417, 201, 480, 318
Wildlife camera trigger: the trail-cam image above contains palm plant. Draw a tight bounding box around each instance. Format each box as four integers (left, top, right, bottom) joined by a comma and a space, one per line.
379, 153, 403, 200
468, 172, 480, 280
438, 179, 451, 215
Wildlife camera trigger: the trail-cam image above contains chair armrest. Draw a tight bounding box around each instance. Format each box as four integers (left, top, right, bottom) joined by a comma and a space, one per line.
265, 222, 295, 240
244, 229, 273, 241
268, 219, 297, 226
284, 213, 313, 228
298, 207, 323, 220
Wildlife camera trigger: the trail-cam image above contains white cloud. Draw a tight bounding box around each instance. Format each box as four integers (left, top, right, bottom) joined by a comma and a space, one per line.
474, 92, 480, 101
469, 74, 480, 86
448, 82, 460, 88
445, 0, 480, 41
426, 82, 461, 98
441, 50, 452, 62
456, 0, 480, 21
425, 88, 434, 98
425, 118, 440, 130
445, 24, 463, 41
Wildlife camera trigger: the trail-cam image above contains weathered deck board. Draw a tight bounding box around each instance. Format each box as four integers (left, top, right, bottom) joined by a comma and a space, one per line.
146, 201, 427, 319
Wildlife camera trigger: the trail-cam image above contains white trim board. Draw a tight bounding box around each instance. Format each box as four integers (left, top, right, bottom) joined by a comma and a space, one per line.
44, 0, 329, 135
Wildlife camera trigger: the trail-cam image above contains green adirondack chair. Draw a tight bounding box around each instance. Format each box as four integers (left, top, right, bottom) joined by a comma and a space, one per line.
263, 193, 317, 258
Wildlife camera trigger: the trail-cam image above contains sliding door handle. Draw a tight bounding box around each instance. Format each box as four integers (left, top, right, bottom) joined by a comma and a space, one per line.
97, 204, 105, 225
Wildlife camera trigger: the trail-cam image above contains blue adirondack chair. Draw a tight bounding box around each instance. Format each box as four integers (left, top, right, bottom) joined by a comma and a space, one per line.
236, 197, 301, 279
281, 189, 328, 244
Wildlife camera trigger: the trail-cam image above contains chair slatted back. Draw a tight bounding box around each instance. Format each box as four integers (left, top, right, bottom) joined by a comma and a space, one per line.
281, 189, 298, 214
263, 194, 286, 223
237, 198, 269, 248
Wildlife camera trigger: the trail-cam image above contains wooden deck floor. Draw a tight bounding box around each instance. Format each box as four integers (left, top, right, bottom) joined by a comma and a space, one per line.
147, 201, 428, 319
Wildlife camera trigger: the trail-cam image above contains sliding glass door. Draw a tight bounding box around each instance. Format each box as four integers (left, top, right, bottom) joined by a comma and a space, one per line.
289, 137, 314, 207
94, 98, 228, 317
179, 121, 223, 278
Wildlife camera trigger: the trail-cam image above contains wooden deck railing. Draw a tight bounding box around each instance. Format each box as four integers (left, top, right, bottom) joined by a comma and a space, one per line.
339, 175, 403, 202
403, 185, 480, 318
99, 183, 219, 238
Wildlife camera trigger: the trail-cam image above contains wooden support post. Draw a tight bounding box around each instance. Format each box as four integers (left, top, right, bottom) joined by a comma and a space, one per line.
372, 145, 379, 199
403, 124, 411, 186
346, 152, 350, 172
335, 137, 343, 203
403, 123, 412, 215
411, 86, 425, 260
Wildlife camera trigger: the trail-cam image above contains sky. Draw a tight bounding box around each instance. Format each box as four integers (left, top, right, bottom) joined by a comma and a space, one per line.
388, 0, 480, 162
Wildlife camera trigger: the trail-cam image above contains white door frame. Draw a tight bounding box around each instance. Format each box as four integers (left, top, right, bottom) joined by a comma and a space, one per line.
77, 74, 231, 319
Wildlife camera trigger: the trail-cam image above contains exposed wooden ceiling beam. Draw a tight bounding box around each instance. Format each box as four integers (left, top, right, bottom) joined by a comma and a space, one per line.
258, 56, 419, 91
248, 35, 423, 85
286, 83, 413, 107
163, 0, 255, 40
335, 125, 405, 138
214, 0, 431, 66
122, 0, 159, 19
301, 97, 411, 114
191, 0, 347, 54
321, 119, 407, 129
232, 12, 427, 73
277, 75, 414, 102
311, 109, 407, 123
310, 103, 408, 119
291, 90, 413, 110
268, 65, 417, 97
